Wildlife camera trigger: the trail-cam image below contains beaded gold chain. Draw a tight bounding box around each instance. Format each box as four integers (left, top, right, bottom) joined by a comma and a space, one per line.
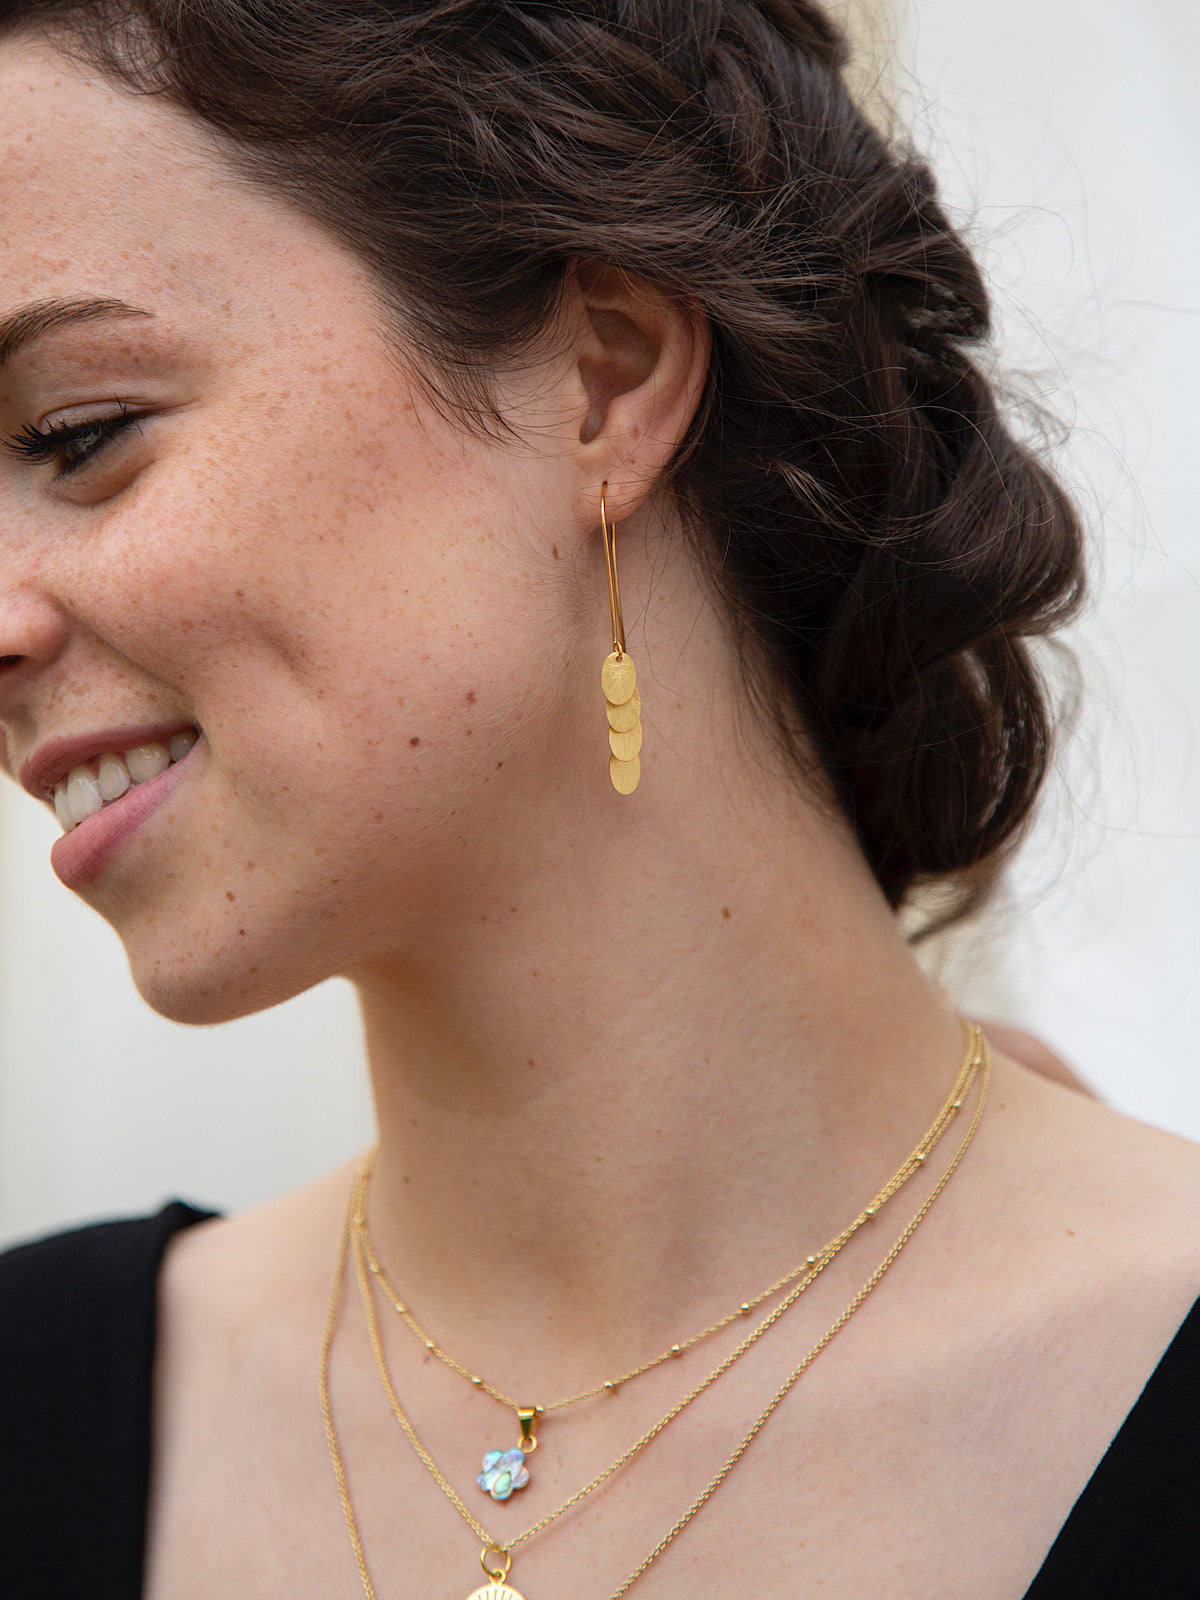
319, 1022, 990, 1600
355, 1018, 984, 1494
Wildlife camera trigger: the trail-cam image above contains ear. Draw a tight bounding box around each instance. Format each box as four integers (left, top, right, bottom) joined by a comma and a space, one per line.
568, 261, 711, 522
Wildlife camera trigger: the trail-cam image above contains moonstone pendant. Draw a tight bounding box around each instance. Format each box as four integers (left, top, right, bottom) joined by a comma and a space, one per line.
477, 1446, 530, 1501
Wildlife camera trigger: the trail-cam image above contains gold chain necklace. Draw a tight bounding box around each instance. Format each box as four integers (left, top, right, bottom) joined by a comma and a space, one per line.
319, 1024, 989, 1600
354, 1019, 982, 1498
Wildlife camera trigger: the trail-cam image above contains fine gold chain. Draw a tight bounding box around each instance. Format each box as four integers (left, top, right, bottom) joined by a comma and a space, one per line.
356, 1019, 983, 1419
319, 1178, 377, 1595
354, 1028, 984, 1573
605, 1033, 990, 1599
319, 1024, 988, 1598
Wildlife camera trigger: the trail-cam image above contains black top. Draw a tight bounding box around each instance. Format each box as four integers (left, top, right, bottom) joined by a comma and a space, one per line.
0, 1208, 1197, 1599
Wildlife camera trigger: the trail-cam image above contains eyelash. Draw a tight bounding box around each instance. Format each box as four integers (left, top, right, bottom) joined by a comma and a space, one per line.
3, 404, 144, 478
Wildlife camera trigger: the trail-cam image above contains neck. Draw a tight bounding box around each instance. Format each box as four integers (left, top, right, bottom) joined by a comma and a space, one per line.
351, 748, 964, 1390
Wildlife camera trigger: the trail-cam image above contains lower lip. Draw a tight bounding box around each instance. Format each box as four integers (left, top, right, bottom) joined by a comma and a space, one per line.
49, 745, 197, 891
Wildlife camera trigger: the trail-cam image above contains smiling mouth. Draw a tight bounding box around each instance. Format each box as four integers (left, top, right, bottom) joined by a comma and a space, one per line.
53, 729, 199, 832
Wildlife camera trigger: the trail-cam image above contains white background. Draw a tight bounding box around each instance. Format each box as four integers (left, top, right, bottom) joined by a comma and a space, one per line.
2, 0, 1198, 1248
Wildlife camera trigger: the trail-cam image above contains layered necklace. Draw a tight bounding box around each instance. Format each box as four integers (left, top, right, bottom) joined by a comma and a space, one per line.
320, 1020, 990, 1599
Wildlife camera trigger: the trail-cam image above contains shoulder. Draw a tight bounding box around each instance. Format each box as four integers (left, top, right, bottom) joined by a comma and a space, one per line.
0, 1203, 218, 1591
952, 1055, 1200, 1430
154, 1163, 353, 1352
0, 1201, 217, 1319
983, 1053, 1200, 1259
0, 1199, 220, 1405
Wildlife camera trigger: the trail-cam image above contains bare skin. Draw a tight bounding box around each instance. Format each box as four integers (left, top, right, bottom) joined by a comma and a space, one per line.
984, 1023, 1095, 1096
0, 36, 1197, 1600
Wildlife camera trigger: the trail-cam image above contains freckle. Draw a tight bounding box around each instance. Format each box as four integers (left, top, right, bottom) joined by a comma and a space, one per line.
226, 890, 236, 902
527, 1058, 535, 1067
244, 861, 256, 870
496, 761, 503, 769
552, 545, 559, 559
466, 728, 472, 736
509, 906, 517, 913
396, 697, 406, 708
235, 589, 244, 600
466, 690, 477, 705
238, 928, 247, 937
410, 736, 420, 747
722, 907, 731, 919
531, 970, 538, 978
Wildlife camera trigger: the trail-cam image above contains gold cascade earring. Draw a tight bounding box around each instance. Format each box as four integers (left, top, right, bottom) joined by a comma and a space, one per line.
599, 482, 643, 794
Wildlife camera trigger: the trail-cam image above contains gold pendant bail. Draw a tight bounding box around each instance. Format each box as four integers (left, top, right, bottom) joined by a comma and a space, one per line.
481, 1543, 513, 1582
516, 1406, 539, 1453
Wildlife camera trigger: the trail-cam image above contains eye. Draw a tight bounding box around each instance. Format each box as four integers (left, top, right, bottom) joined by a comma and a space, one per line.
3, 404, 144, 479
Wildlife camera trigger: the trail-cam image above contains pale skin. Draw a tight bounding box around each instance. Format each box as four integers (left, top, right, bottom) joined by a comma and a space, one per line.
1, 35, 1198, 1600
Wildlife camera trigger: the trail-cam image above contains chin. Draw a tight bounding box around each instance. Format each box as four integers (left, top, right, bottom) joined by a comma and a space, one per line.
123, 925, 332, 1027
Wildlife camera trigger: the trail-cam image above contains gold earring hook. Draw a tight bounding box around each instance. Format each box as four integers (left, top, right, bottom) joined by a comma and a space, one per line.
600, 481, 626, 659
598, 481, 641, 794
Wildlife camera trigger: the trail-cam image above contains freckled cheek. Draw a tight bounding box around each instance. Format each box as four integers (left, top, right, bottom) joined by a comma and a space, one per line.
69, 439, 511, 809
69, 458, 352, 675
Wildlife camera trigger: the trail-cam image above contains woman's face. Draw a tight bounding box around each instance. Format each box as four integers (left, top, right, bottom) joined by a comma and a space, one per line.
0, 37, 601, 1022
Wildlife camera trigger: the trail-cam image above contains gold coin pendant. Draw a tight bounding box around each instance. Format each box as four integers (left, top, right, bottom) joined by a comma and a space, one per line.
606, 689, 641, 733
601, 651, 637, 705
467, 1588, 527, 1600
609, 722, 643, 761
609, 751, 641, 795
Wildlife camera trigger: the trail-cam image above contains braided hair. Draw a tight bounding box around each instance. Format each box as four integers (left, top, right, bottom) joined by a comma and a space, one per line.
1, 0, 1086, 927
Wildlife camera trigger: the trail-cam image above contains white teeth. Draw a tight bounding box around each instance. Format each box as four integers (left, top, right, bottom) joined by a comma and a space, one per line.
50, 730, 199, 835
97, 751, 131, 801
66, 765, 103, 826
54, 786, 76, 833
125, 742, 170, 783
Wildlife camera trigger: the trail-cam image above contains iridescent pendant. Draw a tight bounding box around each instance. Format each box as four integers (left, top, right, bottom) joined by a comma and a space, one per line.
477, 1447, 530, 1501
477, 1407, 539, 1501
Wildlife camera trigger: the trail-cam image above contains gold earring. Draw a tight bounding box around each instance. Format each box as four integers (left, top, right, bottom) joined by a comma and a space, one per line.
599, 482, 642, 794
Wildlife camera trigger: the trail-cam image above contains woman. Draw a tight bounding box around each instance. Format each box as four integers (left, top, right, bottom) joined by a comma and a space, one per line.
0, 3, 1196, 1597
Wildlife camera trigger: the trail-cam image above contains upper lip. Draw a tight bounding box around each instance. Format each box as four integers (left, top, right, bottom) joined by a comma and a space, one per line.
19, 721, 199, 802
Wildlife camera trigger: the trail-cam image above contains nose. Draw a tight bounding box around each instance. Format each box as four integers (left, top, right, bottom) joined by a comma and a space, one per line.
0, 582, 71, 708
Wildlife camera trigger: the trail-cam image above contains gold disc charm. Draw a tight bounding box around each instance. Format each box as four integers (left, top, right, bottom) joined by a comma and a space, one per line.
609, 752, 641, 794
473, 1543, 524, 1598
606, 689, 641, 733
609, 722, 643, 761
601, 651, 637, 705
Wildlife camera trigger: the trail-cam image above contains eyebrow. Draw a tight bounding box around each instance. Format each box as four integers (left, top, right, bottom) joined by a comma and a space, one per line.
0, 297, 154, 371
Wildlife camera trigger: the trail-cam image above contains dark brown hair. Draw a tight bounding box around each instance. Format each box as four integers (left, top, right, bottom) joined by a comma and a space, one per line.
1, 0, 1086, 927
